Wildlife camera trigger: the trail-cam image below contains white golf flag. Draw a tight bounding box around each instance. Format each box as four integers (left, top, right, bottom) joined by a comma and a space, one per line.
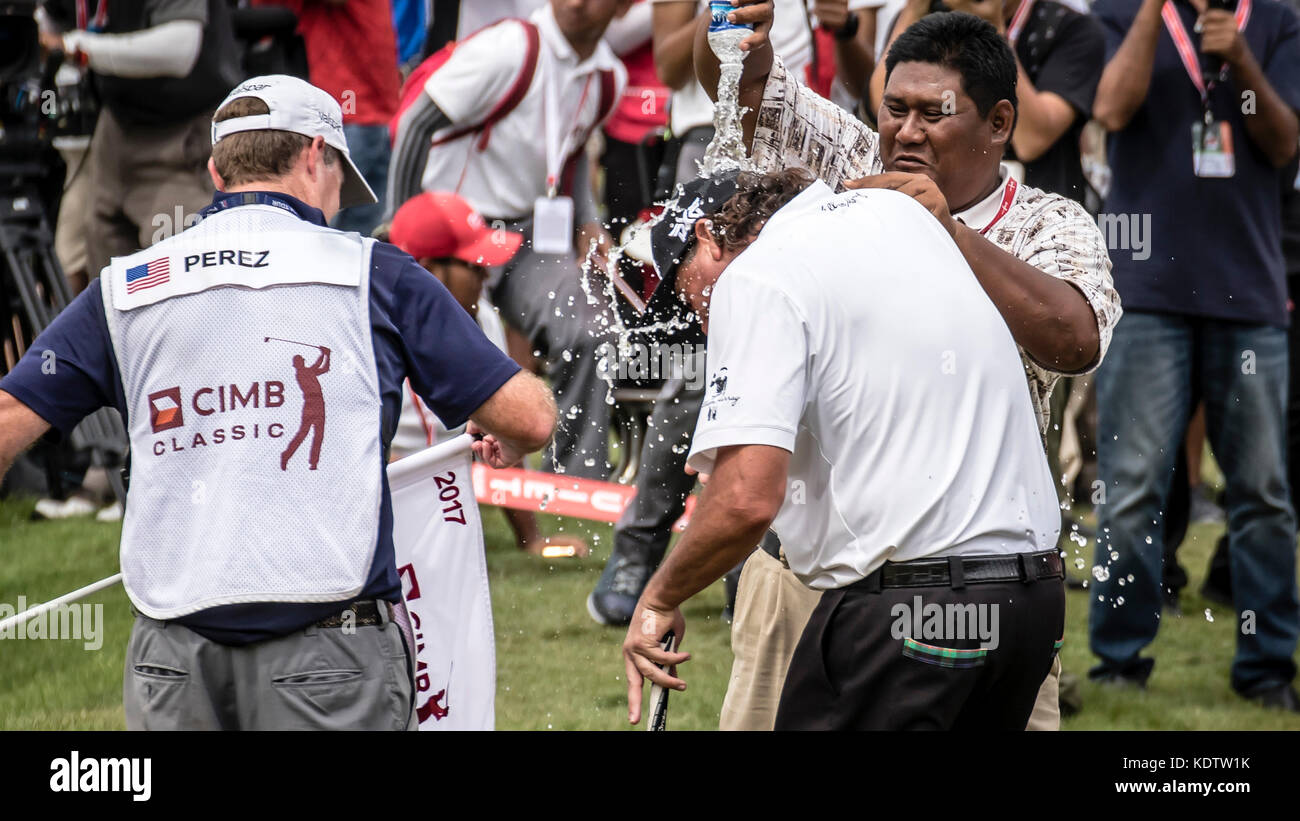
388, 433, 495, 730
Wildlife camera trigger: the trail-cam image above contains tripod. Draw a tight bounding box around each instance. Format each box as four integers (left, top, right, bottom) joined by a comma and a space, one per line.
0, 171, 128, 503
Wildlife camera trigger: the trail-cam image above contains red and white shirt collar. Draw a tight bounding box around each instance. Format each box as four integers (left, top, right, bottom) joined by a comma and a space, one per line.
954, 164, 1020, 235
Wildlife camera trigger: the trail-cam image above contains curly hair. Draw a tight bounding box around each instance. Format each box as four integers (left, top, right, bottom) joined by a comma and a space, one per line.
706, 168, 815, 252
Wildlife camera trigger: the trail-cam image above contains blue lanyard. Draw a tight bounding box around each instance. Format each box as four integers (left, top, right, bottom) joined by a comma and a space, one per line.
200, 192, 304, 220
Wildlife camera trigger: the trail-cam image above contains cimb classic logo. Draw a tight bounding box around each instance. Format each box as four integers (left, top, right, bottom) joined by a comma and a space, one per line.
50, 751, 151, 802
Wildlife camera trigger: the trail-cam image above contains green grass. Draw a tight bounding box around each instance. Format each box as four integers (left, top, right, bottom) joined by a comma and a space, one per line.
1, 496, 1297, 730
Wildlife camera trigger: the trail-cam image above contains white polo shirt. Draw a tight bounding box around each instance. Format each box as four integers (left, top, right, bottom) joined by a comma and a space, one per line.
686, 181, 1061, 590
422, 3, 627, 219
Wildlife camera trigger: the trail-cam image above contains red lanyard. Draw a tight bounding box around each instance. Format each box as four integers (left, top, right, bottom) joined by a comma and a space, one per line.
543, 74, 594, 195
76, 0, 109, 31
1160, 0, 1252, 104
978, 177, 1019, 235
1006, 0, 1037, 46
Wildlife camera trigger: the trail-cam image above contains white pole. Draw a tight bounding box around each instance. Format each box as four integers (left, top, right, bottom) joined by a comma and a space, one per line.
0, 573, 122, 633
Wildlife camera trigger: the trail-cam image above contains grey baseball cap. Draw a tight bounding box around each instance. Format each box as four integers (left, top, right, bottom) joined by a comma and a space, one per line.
211, 75, 378, 209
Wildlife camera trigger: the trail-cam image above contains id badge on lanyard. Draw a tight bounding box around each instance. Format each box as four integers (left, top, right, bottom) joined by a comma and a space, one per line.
1161, 0, 1251, 178
532, 70, 593, 255
1193, 112, 1235, 178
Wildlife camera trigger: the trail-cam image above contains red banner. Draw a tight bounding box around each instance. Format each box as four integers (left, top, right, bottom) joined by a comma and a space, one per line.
471, 465, 696, 532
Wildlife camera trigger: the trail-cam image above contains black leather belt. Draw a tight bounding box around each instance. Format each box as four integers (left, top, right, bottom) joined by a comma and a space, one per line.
314, 600, 392, 629
858, 549, 1064, 591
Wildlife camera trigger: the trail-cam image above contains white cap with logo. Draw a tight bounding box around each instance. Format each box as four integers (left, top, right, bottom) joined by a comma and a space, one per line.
211, 75, 378, 209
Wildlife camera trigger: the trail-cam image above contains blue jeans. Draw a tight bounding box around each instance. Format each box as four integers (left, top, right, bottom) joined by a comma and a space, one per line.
331, 123, 390, 236
1091, 311, 1299, 692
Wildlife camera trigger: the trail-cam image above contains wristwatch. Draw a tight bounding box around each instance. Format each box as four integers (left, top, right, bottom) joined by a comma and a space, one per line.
832, 12, 861, 41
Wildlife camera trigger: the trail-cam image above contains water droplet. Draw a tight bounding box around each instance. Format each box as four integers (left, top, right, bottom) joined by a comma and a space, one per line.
1205, 609, 1214, 622
1092, 565, 1110, 582
1116, 595, 1125, 605
1144, 536, 1153, 544
1074, 557, 1085, 570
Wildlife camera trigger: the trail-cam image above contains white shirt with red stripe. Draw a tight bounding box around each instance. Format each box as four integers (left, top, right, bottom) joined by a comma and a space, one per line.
420, 3, 627, 220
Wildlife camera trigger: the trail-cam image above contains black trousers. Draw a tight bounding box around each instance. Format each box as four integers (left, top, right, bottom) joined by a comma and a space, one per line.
775, 563, 1064, 730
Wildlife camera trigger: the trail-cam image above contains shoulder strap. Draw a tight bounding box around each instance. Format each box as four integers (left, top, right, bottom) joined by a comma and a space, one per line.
594, 68, 618, 131
429, 19, 541, 151
557, 68, 619, 197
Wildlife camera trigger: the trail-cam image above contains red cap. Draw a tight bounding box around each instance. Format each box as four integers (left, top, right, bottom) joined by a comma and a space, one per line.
389, 192, 523, 267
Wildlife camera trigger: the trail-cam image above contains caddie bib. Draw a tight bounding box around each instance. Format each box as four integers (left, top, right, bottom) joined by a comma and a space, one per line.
101, 202, 384, 619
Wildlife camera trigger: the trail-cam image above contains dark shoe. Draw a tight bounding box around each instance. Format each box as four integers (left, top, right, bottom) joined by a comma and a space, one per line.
1088, 657, 1153, 689
1241, 682, 1300, 712
587, 554, 654, 627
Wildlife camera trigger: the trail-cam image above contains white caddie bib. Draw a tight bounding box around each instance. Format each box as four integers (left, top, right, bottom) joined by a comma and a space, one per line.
101, 204, 384, 619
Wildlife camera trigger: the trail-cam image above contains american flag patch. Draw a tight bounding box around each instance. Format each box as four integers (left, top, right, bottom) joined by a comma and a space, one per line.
125, 257, 170, 294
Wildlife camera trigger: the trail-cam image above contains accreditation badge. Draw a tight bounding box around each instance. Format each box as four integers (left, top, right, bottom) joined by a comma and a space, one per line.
532, 195, 574, 255
1192, 117, 1235, 178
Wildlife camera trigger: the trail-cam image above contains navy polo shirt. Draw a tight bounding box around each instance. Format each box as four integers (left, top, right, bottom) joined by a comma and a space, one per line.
0, 191, 521, 644
1094, 0, 1300, 327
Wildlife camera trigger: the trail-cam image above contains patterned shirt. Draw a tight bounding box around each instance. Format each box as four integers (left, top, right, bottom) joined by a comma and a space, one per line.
750, 57, 1122, 434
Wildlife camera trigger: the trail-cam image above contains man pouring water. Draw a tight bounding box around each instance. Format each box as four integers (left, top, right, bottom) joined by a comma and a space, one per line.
688, 2, 1121, 731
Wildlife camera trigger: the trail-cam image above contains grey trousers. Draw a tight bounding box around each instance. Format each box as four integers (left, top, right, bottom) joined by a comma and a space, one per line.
123, 607, 416, 731
490, 218, 614, 479
611, 384, 704, 565
607, 125, 714, 561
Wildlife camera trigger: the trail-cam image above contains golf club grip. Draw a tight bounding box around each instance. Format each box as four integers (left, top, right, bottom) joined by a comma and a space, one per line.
647, 631, 676, 732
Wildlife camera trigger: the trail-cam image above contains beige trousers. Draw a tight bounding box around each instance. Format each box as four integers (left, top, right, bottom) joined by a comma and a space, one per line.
86, 106, 215, 278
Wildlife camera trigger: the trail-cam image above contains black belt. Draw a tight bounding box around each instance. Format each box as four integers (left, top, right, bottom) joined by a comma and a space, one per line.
314, 600, 392, 629
853, 549, 1064, 591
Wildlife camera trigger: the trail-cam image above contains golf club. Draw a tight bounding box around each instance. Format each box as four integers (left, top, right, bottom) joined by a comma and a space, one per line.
263, 336, 323, 349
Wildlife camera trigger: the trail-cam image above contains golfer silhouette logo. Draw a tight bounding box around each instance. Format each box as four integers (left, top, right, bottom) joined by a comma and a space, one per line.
265, 336, 331, 471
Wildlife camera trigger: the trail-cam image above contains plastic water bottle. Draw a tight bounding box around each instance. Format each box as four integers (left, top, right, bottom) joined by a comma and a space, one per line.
707, 1, 753, 69
701, 2, 755, 175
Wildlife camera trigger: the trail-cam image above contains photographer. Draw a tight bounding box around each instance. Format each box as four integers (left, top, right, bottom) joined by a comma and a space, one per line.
38, 0, 242, 278
1087, 0, 1300, 711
